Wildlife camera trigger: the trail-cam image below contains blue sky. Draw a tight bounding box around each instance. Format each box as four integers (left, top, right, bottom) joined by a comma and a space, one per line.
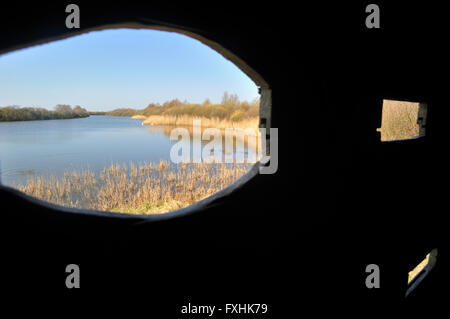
0, 29, 258, 111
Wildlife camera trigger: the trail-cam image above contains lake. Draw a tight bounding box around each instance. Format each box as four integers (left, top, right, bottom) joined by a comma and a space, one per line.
0, 115, 256, 188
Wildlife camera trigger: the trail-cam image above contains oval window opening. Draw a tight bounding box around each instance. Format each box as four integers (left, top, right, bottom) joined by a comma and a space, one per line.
0, 28, 262, 215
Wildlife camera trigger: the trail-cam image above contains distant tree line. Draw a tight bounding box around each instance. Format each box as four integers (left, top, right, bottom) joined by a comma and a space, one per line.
105, 92, 260, 122
0, 105, 89, 122
106, 108, 139, 117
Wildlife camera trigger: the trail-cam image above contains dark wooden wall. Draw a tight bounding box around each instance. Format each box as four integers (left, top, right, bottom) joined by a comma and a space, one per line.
1, 1, 447, 314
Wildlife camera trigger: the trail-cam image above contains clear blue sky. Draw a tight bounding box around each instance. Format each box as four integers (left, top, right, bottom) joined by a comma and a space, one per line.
0, 28, 258, 111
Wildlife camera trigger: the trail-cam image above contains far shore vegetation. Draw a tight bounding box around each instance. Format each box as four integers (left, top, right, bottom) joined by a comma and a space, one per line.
0, 104, 89, 122
1, 92, 259, 129
88, 111, 107, 115
16, 161, 251, 215
105, 92, 260, 130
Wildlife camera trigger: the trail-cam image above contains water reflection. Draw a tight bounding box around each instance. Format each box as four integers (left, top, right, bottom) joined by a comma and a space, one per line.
0, 116, 259, 187
145, 124, 261, 158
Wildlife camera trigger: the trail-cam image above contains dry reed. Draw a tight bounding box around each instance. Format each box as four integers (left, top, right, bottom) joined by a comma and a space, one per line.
378, 100, 420, 141
16, 161, 252, 215
142, 115, 259, 132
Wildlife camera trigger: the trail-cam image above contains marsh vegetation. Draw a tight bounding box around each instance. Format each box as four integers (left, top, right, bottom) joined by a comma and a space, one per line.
16, 161, 251, 214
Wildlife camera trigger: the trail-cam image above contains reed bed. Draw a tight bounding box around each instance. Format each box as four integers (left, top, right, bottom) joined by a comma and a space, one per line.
144, 123, 262, 156
142, 115, 259, 132
378, 100, 420, 141
16, 161, 252, 215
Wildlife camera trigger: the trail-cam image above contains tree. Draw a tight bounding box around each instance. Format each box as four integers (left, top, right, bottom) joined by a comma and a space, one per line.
55, 104, 73, 118
163, 99, 183, 108
73, 105, 88, 117
221, 91, 240, 107
221, 92, 229, 106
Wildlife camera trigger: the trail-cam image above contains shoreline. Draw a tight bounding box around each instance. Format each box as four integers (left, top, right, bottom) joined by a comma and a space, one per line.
0, 114, 90, 123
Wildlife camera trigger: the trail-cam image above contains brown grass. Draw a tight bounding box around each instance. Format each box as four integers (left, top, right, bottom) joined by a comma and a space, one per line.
16, 161, 252, 215
378, 100, 420, 141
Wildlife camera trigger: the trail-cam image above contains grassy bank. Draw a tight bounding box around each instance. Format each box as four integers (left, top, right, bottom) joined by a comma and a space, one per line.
16, 161, 251, 214
0, 105, 89, 122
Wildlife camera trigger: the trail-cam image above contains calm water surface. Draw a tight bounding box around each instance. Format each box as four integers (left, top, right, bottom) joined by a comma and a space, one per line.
0, 115, 254, 187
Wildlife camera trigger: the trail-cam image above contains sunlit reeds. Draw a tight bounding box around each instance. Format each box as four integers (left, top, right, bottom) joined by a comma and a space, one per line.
16, 161, 252, 215
142, 115, 259, 131
377, 100, 420, 141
